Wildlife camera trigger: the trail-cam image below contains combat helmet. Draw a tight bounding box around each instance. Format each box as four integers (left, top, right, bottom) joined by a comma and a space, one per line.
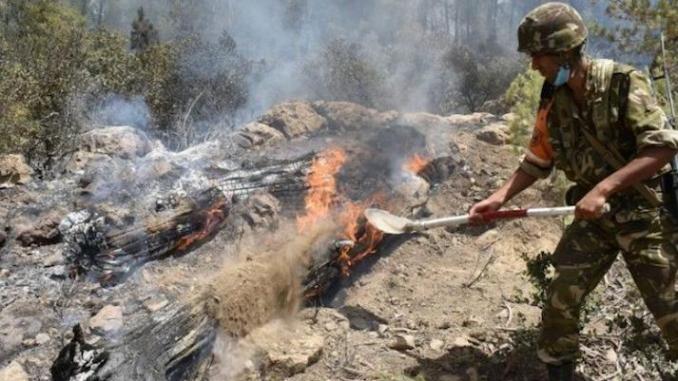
517, 2, 588, 55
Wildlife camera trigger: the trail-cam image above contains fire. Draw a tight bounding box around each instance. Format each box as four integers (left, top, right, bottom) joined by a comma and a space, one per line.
337, 200, 385, 276
176, 199, 228, 252
296, 148, 347, 230
403, 153, 429, 174
297, 147, 386, 278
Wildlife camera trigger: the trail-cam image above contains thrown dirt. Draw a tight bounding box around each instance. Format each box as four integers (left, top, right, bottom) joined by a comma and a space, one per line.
199, 223, 338, 337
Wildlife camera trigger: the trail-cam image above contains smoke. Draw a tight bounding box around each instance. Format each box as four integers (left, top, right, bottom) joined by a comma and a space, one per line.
88, 95, 151, 131
92, 0, 496, 121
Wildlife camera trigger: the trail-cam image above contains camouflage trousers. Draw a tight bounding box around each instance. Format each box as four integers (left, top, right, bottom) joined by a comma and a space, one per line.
538, 204, 678, 365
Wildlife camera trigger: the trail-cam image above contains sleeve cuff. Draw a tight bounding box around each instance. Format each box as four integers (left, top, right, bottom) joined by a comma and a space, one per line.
519, 156, 553, 179
636, 129, 678, 151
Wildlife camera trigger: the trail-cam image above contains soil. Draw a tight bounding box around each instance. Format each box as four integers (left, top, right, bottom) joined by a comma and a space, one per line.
211, 128, 569, 381
2, 109, 669, 380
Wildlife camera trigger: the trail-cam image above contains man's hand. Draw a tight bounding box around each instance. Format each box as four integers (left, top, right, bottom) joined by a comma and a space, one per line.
575, 188, 608, 219
469, 197, 503, 224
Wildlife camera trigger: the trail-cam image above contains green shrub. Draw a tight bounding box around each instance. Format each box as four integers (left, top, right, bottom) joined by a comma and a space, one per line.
306, 38, 386, 109
432, 44, 522, 114
504, 68, 542, 150
0, 1, 251, 164
0, 0, 88, 170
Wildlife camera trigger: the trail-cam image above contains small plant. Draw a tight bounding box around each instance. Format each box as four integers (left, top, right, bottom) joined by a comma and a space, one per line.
520, 250, 554, 308
504, 68, 542, 150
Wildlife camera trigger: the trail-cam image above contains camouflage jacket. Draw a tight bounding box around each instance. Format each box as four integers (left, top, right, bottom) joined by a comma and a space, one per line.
521, 58, 678, 204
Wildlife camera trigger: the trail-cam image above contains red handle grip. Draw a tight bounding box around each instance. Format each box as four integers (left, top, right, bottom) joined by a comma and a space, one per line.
480, 209, 527, 222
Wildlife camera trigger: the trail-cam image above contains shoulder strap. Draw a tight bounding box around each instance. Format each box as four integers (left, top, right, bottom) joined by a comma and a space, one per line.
579, 126, 661, 206
590, 59, 615, 134
584, 61, 661, 206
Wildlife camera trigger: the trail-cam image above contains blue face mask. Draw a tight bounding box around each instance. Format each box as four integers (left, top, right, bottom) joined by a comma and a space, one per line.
552, 64, 571, 87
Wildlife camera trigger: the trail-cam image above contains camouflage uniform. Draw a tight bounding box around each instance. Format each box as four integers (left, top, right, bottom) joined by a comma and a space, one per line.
520, 58, 678, 365
516, 2, 678, 366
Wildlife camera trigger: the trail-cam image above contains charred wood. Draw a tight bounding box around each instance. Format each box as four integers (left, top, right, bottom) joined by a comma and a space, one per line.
60, 155, 315, 286
61, 187, 229, 286
52, 227, 396, 380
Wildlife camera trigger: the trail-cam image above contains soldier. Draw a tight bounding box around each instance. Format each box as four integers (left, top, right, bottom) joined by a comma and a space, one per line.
469, 2, 678, 380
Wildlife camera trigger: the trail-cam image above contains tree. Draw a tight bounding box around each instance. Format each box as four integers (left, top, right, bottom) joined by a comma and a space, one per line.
306, 39, 385, 109
130, 7, 159, 52
434, 44, 521, 113
593, 0, 677, 112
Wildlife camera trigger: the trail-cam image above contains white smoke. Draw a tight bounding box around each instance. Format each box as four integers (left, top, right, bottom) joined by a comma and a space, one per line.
88, 95, 151, 131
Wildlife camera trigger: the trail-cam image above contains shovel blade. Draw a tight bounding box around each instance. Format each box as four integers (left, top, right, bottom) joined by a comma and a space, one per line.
364, 208, 412, 234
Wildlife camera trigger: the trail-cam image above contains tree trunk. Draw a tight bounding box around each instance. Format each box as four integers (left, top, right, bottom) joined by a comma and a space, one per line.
80, 0, 88, 17
96, 0, 105, 27
444, 0, 450, 36
454, 0, 459, 43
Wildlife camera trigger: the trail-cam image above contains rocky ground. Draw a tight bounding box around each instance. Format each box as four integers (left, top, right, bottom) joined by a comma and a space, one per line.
0, 102, 675, 381
223, 126, 567, 381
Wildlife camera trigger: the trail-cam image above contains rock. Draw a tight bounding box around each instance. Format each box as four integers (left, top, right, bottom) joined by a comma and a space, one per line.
437, 321, 451, 330
445, 113, 495, 126
143, 297, 168, 312
313, 101, 395, 131
35, 332, 50, 345
0, 304, 43, 356
476, 229, 499, 249
0, 154, 33, 188
389, 334, 416, 350
42, 252, 64, 267
324, 321, 338, 332
234, 122, 285, 149
0, 230, 6, 247
64, 151, 113, 174
79, 126, 152, 159
259, 101, 327, 138
247, 321, 324, 378
476, 123, 509, 145
430, 339, 444, 351
64, 126, 153, 174
393, 173, 429, 204
462, 316, 483, 328
90, 305, 123, 334
0, 361, 29, 381
15, 209, 65, 246
479, 98, 508, 115
450, 336, 472, 348
398, 112, 449, 129
605, 348, 618, 364
22, 338, 37, 347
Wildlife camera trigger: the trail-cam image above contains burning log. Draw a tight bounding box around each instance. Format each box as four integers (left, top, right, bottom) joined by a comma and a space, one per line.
61, 155, 315, 285
51, 227, 337, 381
51, 141, 457, 379
51, 218, 394, 381
61, 187, 230, 285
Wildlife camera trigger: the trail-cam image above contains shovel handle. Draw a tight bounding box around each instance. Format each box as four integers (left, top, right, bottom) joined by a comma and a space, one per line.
480, 209, 528, 221
409, 205, 608, 231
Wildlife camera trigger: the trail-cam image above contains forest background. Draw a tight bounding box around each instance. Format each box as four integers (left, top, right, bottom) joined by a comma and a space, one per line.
0, 0, 675, 176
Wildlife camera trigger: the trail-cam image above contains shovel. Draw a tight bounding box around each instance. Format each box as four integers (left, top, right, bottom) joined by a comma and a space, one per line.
364, 205, 609, 235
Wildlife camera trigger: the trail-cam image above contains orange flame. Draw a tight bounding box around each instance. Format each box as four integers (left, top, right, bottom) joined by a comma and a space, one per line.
403, 154, 429, 174
296, 148, 347, 230
176, 199, 228, 252
336, 195, 386, 276
296, 147, 387, 278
